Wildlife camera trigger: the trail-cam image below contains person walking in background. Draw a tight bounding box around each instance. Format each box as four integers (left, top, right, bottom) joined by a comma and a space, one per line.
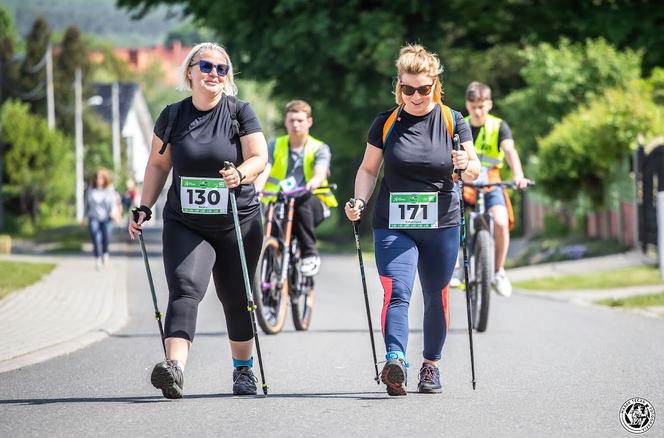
128, 42, 268, 398
83, 168, 120, 270
345, 45, 480, 396
122, 177, 139, 217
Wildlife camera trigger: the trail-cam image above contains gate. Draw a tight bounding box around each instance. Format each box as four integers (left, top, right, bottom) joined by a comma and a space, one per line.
637, 144, 664, 251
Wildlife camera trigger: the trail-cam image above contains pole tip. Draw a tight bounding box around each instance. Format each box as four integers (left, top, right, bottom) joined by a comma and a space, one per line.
472, 381, 476, 390
262, 384, 268, 396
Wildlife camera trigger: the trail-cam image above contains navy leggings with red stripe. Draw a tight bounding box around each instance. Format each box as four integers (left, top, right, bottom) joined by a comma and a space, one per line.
374, 226, 459, 362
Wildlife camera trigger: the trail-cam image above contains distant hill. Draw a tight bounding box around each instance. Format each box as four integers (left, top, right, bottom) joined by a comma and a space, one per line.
4, 0, 183, 47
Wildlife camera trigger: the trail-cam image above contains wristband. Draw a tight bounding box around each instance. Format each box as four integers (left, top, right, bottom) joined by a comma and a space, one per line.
356, 198, 367, 211
236, 168, 246, 183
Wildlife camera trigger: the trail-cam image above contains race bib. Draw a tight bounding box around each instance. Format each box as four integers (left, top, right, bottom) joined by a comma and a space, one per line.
389, 192, 438, 229
279, 176, 297, 192
180, 176, 228, 214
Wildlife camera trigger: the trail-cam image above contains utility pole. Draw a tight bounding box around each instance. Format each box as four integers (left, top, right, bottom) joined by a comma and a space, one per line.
111, 82, 121, 178
46, 42, 55, 130
75, 67, 84, 222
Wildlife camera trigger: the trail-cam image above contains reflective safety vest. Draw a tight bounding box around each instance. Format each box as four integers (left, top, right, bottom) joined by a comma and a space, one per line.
263, 135, 338, 207
465, 114, 504, 171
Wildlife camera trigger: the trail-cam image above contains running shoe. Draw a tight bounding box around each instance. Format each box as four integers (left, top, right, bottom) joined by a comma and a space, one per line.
301, 255, 321, 277
381, 359, 408, 396
417, 363, 442, 393
151, 360, 184, 399
493, 268, 513, 297
233, 366, 258, 395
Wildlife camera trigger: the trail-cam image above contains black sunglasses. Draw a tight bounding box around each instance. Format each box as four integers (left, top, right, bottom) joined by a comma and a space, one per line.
191, 59, 230, 77
401, 83, 434, 96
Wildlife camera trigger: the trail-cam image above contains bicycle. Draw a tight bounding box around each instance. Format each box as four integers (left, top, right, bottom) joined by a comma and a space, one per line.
464, 180, 533, 332
254, 185, 336, 334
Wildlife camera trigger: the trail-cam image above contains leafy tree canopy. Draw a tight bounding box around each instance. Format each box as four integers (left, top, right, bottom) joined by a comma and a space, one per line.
0, 99, 74, 224
536, 76, 663, 205
503, 38, 642, 159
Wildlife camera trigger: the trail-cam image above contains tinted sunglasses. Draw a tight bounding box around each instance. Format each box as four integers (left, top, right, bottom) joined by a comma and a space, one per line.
401, 83, 434, 96
191, 60, 230, 76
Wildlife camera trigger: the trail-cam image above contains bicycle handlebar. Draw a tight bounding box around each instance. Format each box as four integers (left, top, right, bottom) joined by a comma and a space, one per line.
467, 180, 536, 190
260, 183, 337, 198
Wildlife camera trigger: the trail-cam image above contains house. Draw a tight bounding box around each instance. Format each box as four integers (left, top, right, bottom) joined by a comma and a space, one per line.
91, 82, 153, 183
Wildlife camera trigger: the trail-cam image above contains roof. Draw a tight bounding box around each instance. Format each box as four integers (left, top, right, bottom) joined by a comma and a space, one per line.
91, 82, 140, 130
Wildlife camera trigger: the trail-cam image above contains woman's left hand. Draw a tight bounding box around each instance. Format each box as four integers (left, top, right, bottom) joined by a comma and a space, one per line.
219, 167, 242, 189
451, 150, 469, 170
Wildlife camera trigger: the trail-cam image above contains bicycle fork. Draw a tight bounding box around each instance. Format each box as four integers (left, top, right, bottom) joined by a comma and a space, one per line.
278, 197, 296, 288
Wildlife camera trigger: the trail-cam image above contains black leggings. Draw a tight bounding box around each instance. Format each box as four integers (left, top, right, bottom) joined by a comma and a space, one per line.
162, 214, 263, 342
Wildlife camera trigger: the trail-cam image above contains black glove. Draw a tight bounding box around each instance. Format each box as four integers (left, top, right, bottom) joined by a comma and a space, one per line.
132, 205, 152, 223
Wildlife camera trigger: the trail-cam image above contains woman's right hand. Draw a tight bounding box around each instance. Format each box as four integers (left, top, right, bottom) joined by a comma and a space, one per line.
128, 210, 146, 240
344, 198, 365, 222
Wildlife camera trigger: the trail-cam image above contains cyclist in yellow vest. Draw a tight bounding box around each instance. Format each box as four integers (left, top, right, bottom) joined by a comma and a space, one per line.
461, 81, 528, 297
254, 100, 337, 276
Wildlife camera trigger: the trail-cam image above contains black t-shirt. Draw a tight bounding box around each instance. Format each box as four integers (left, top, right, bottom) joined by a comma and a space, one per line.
154, 95, 263, 231
367, 105, 473, 229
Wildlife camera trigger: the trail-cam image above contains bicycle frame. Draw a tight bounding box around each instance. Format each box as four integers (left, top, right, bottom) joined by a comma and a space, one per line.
263, 191, 299, 290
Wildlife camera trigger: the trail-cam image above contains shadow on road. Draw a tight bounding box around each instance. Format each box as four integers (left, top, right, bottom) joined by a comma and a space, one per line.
0, 391, 393, 405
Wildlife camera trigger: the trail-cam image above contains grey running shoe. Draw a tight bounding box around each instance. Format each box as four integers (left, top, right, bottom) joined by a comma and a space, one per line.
233, 366, 258, 395
417, 363, 442, 393
151, 360, 184, 399
380, 359, 407, 396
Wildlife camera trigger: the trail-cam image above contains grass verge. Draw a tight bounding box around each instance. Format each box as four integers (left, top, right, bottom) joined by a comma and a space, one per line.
0, 260, 57, 301
513, 265, 663, 291
596, 293, 664, 308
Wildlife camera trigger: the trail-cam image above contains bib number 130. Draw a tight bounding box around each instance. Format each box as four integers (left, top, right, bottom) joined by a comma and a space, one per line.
389, 193, 438, 229
180, 177, 228, 214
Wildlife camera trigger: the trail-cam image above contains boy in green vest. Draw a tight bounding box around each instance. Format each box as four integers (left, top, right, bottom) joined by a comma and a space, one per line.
254, 100, 337, 276
460, 81, 528, 297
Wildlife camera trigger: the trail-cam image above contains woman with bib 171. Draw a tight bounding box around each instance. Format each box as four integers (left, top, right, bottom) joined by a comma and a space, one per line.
345, 44, 480, 396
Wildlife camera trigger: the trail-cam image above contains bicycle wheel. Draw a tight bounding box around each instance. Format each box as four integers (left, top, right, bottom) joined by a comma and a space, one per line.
471, 229, 493, 332
253, 237, 289, 334
291, 274, 315, 331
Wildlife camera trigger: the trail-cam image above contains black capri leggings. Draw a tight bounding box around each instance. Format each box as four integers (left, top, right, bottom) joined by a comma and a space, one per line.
162, 213, 263, 342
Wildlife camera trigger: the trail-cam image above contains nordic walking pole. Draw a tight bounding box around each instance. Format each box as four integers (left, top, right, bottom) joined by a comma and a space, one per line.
349, 199, 380, 384
132, 209, 167, 358
453, 134, 477, 390
224, 162, 268, 396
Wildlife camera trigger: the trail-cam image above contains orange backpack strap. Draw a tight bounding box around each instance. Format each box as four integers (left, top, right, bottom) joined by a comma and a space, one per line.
382, 106, 402, 145
382, 104, 455, 145
439, 103, 455, 139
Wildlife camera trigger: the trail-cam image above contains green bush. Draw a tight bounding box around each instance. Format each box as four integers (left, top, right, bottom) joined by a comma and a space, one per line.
0, 100, 75, 227
536, 79, 663, 206
503, 38, 642, 160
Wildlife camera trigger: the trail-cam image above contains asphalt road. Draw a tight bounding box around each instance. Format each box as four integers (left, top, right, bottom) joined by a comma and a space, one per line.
1, 230, 663, 437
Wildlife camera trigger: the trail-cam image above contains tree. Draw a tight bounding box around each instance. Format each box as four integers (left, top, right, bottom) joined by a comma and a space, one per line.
0, 100, 74, 225
164, 19, 217, 46
0, 5, 18, 107
116, 0, 663, 222
18, 17, 51, 117
54, 26, 92, 134
503, 38, 642, 159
